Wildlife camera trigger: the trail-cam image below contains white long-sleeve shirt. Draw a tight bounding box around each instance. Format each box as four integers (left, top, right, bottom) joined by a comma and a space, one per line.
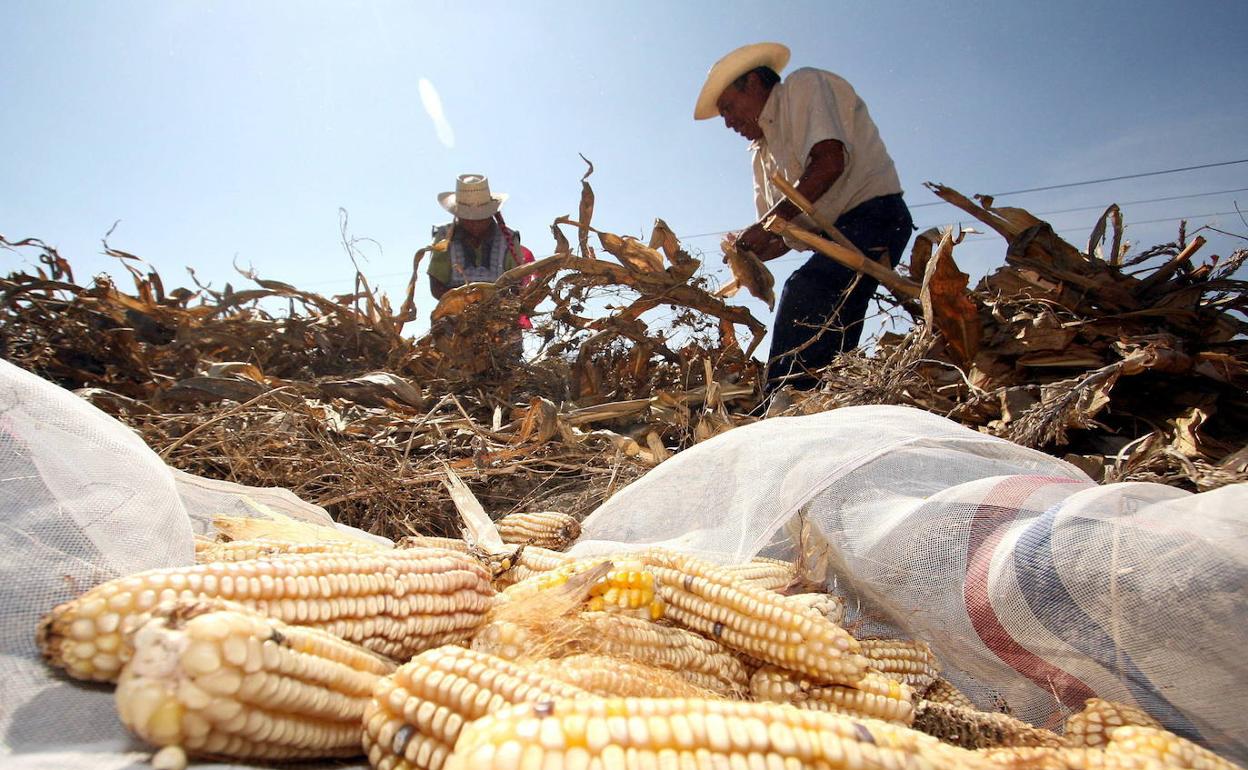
751, 67, 902, 232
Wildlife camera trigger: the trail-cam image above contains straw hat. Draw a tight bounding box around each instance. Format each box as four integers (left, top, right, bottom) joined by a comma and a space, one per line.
693, 42, 790, 120
437, 173, 509, 220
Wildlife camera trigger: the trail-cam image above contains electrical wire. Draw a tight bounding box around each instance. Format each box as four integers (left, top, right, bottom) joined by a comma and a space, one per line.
676, 158, 1248, 239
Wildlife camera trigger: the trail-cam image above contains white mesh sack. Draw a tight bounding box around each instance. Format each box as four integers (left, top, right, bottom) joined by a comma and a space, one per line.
573, 404, 1248, 763
0, 360, 371, 769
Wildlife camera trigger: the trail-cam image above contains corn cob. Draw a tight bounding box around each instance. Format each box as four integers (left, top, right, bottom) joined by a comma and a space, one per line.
494, 545, 576, 587
637, 549, 868, 685
194, 538, 382, 564
210, 514, 364, 545
923, 677, 976, 710
38, 547, 494, 682
471, 612, 749, 698
913, 701, 1063, 749
115, 601, 395, 762
750, 666, 916, 724
1105, 726, 1244, 770
978, 746, 1166, 770
859, 638, 941, 691
495, 510, 581, 551
1064, 699, 1162, 749
443, 697, 997, 770
193, 534, 219, 558
720, 556, 798, 591
786, 590, 846, 625
502, 557, 663, 620
362, 645, 587, 770
395, 536, 471, 553
525, 654, 719, 698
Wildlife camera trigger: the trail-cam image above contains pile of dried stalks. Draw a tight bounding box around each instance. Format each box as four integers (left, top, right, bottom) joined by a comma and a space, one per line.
785, 186, 1248, 491
3, 172, 1244, 541
0, 169, 764, 538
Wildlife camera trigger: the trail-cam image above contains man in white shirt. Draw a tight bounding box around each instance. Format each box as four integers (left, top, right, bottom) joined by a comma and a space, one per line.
695, 42, 913, 393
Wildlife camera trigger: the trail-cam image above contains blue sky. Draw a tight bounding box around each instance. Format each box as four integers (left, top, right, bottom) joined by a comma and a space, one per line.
4, 1, 1247, 348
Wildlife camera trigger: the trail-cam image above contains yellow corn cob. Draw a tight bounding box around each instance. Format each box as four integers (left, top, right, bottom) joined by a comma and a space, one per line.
1105, 726, 1244, 770
38, 547, 494, 682
471, 612, 750, 698
637, 549, 868, 685
443, 697, 997, 770
194, 538, 383, 564
115, 601, 395, 762
913, 701, 1063, 749
495, 511, 581, 551
978, 746, 1166, 770
525, 654, 719, 698
362, 645, 587, 770
494, 545, 576, 587
923, 677, 977, 710
859, 638, 941, 691
750, 666, 916, 724
1064, 699, 1162, 749
721, 556, 798, 591
502, 557, 663, 620
786, 591, 847, 625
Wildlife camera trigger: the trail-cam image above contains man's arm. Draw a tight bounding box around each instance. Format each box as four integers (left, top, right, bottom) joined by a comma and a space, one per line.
735, 139, 846, 260
429, 275, 449, 300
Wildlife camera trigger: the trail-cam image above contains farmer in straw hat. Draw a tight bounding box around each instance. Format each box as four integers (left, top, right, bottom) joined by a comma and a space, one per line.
695, 43, 913, 393
427, 173, 533, 301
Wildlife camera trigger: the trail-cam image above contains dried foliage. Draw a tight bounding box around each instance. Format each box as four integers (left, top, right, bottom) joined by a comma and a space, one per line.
3, 175, 1244, 546
784, 186, 1248, 491
0, 176, 764, 539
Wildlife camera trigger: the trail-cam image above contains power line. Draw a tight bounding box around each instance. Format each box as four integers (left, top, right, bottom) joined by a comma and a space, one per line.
924, 157, 1248, 203
913, 186, 1248, 230
677, 157, 1248, 236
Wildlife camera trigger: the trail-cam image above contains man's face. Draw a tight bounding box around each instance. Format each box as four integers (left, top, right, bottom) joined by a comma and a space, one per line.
456, 216, 494, 238
715, 73, 769, 142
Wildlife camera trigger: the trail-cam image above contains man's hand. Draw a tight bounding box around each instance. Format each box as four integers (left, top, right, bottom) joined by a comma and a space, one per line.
735, 222, 772, 255
734, 222, 790, 262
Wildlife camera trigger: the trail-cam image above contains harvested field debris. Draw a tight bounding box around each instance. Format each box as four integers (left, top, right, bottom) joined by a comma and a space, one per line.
2, 175, 1245, 551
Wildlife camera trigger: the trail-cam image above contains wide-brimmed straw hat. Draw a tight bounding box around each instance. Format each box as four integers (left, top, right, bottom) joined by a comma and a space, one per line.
437, 173, 509, 220
693, 42, 790, 120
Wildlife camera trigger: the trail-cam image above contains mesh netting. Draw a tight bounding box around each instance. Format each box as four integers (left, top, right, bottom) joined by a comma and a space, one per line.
0, 360, 362, 769
574, 405, 1248, 763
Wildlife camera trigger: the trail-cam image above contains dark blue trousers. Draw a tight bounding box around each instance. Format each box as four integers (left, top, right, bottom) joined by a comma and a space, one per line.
765, 193, 913, 392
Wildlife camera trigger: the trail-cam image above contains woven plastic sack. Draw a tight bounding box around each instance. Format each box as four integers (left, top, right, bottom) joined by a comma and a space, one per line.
0, 360, 369, 769
574, 405, 1248, 763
